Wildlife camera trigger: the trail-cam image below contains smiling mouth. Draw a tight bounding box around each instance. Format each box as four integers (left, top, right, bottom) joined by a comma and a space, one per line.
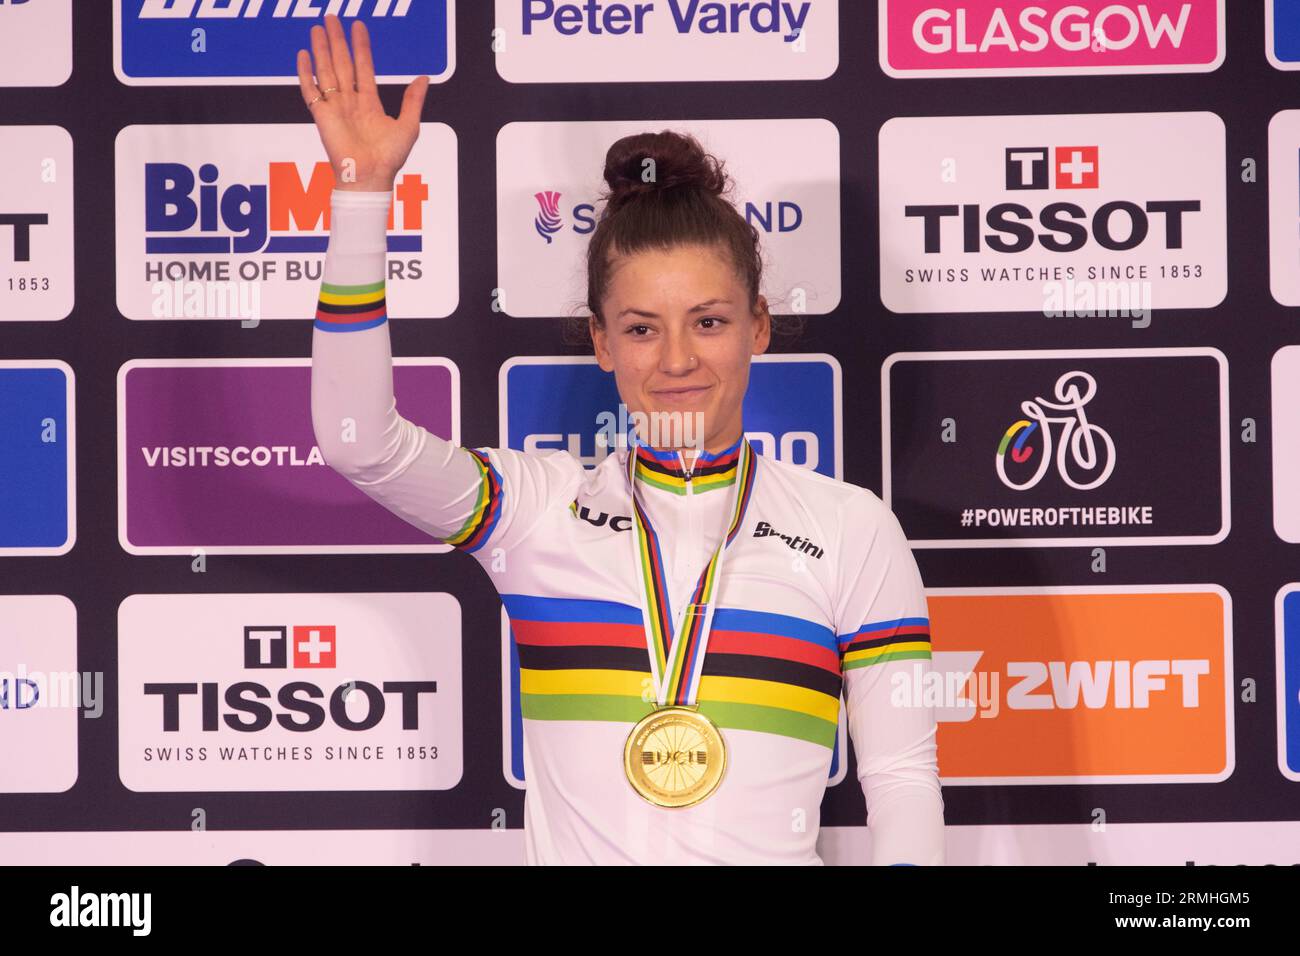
653, 385, 710, 395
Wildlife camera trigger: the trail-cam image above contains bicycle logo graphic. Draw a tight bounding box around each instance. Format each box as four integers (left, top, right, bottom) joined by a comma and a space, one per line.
995, 371, 1116, 491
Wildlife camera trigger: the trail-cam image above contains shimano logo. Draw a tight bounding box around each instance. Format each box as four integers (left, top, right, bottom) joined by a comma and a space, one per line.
752, 520, 823, 559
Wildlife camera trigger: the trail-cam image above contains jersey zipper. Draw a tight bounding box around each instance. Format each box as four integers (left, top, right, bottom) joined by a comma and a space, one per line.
677, 450, 699, 634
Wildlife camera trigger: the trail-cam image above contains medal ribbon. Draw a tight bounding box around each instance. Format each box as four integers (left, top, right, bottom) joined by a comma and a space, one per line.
626, 430, 759, 707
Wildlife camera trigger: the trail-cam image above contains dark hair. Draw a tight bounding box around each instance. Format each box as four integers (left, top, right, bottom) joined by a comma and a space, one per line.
561, 129, 804, 348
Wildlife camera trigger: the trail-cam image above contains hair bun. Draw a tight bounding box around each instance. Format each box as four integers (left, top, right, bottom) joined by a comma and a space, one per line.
601, 130, 729, 216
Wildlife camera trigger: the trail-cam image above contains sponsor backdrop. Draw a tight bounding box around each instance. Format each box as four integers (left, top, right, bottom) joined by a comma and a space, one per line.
0, 0, 1297, 865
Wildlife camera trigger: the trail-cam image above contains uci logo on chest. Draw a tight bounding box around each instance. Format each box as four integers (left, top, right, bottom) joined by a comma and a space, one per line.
571, 503, 632, 533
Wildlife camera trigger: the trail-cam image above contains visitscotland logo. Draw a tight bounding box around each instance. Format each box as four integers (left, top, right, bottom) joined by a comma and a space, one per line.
752, 520, 823, 559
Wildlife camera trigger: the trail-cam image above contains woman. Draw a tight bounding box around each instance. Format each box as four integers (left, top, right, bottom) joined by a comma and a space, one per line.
299, 14, 944, 865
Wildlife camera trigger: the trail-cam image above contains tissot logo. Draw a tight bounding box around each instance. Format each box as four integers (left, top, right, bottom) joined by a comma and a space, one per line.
752, 519, 823, 559
244, 625, 336, 670
878, 112, 1226, 313
143, 621, 435, 734
119, 593, 464, 792
906, 142, 1196, 255
1006, 146, 1100, 190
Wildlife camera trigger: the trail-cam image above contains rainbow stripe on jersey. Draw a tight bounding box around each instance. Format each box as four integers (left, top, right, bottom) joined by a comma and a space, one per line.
837, 617, 932, 671
440, 449, 503, 553
314, 279, 387, 332
505, 593, 845, 748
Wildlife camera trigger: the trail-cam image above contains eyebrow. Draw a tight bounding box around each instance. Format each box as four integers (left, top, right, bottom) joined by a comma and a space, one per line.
616, 299, 734, 321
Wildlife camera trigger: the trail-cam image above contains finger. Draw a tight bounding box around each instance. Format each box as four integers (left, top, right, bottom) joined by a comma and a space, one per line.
296, 49, 322, 108
351, 19, 379, 101
397, 75, 429, 132
309, 23, 339, 95
324, 14, 356, 99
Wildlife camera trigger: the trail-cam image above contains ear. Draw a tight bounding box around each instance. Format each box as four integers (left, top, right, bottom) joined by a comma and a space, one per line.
751, 296, 772, 355
590, 315, 614, 372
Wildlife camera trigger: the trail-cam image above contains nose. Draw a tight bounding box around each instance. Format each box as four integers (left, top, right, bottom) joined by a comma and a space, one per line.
658, 328, 695, 375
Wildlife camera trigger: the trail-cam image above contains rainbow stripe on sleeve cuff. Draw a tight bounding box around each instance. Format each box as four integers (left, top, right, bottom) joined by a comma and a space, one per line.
838, 617, 932, 671
315, 279, 387, 331
441, 449, 504, 554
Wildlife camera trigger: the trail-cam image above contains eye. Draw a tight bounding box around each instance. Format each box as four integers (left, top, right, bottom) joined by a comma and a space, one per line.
699, 316, 727, 329
625, 324, 652, 336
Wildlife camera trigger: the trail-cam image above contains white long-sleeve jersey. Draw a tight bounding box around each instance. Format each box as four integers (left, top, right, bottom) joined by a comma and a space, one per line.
311, 188, 945, 865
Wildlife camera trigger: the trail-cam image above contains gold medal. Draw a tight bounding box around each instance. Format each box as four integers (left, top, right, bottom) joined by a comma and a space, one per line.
623, 705, 727, 808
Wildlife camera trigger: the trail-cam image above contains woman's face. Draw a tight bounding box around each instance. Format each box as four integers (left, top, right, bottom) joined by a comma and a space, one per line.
590, 243, 770, 452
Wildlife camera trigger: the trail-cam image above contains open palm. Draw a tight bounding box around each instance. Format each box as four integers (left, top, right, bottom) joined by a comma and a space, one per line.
296, 14, 429, 192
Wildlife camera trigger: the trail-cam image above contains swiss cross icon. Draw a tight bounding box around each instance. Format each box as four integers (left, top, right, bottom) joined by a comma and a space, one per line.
293, 625, 337, 668
1054, 146, 1099, 189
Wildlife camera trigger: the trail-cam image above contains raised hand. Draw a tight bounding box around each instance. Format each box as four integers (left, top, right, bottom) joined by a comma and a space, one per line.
296, 14, 429, 193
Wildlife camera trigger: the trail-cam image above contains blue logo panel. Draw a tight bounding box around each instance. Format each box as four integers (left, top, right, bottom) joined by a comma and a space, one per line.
116, 0, 452, 83
0, 366, 71, 550
1275, 0, 1300, 65
1282, 587, 1300, 779
504, 358, 838, 477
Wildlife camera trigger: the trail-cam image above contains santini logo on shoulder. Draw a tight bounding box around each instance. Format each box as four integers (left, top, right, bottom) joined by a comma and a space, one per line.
752, 520, 823, 559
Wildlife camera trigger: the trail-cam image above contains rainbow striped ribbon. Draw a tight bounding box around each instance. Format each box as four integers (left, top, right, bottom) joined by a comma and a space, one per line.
625, 432, 759, 707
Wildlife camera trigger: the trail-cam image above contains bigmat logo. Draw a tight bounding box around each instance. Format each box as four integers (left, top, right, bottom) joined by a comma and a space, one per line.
499, 609, 850, 790
1277, 585, 1300, 781
0, 362, 75, 555
114, 0, 455, 85
0, 595, 77, 793
883, 348, 1228, 547
118, 358, 459, 554
0, 126, 74, 322
1268, 0, 1300, 70
1267, 112, 1300, 305
114, 123, 457, 321
500, 355, 842, 478
119, 593, 462, 791
493, 0, 837, 82
1272, 346, 1300, 542
878, 112, 1226, 314
0, 0, 71, 87
926, 586, 1231, 784
498, 119, 840, 316
880, 0, 1224, 78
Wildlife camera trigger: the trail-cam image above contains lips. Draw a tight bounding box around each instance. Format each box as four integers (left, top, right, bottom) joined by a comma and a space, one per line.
650, 385, 712, 410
